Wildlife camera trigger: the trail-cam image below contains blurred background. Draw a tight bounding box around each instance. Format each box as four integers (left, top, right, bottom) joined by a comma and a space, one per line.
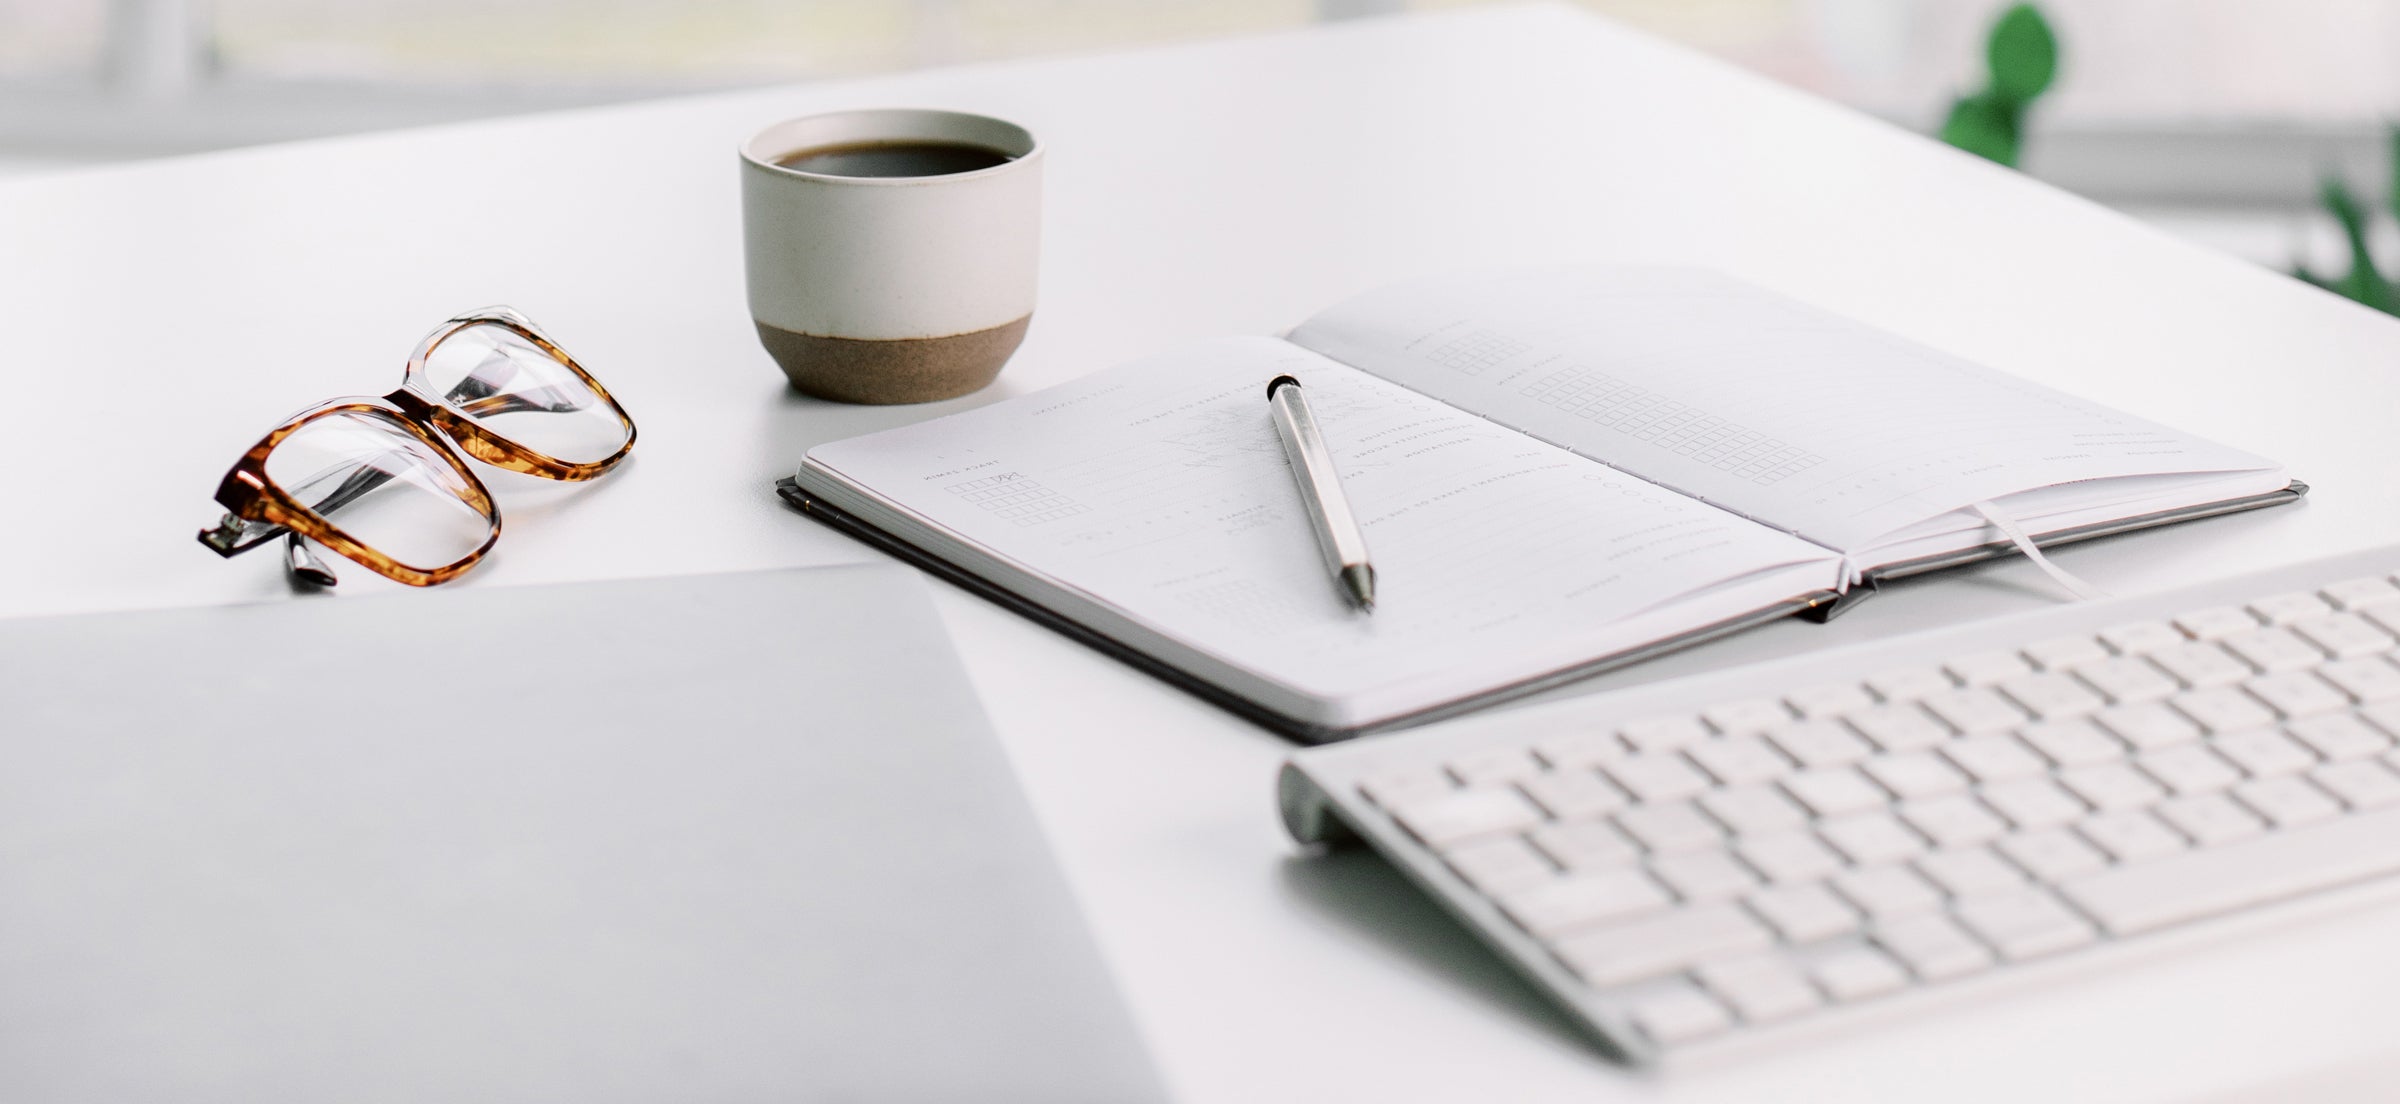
1, 0, 2391, 274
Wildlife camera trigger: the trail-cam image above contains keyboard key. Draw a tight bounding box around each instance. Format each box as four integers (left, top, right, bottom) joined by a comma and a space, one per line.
1745, 882, 1860, 942
2220, 627, 2327, 674
1781, 767, 1888, 817
1866, 667, 1954, 702
2231, 776, 2342, 828
1810, 945, 1910, 1001
1533, 730, 1626, 769
1997, 828, 2108, 881
1605, 754, 1714, 803
2289, 612, 2393, 659
2249, 591, 2334, 624
1862, 751, 1970, 800
2155, 793, 2267, 846
1940, 733, 2048, 783
1696, 956, 1822, 1023
2311, 760, 2400, 810
1528, 820, 1641, 870
2214, 728, 2318, 778
1953, 889, 2098, 959
1785, 682, 1876, 719
1617, 801, 1725, 854
1550, 903, 1773, 987
1873, 912, 1995, 981
1358, 764, 1452, 809
2099, 620, 2186, 655
2018, 718, 2125, 767
2243, 672, 2350, 718
1499, 868, 1672, 936
2366, 701, 2400, 739
2025, 635, 2110, 671
1685, 732, 1794, 786
1818, 812, 1927, 865
1700, 785, 1810, 835
1630, 983, 1734, 1045
2094, 702, 2205, 750
1921, 688, 2029, 734
2321, 656, 2400, 703
1735, 831, 1844, 883
1845, 704, 1952, 752
1998, 673, 2107, 720
2071, 657, 2179, 705
1519, 768, 1628, 820
1915, 846, 2026, 898
1389, 786, 1544, 848
2137, 744, 2243, 795
2175, 606, 2260, 641
1767, 721, 1875, 768
1651, 850, 1760, 903
1947, 649, 2033, 686
1619, 715, 1711, 752
2059, 804, 2400, 936
2058, 762, 2168, 812
2325, 576, 2400, 610
2079, 810, 2188, 862
1980, 777, 2089, 830
2150, 642, 2251, 689
1897, 795, 2009, 848
1702, 698, 1794, 736
1445, 836, 1558, 893
2171, 687, 2278, 734
2284, 714, 2391, 761
1832, 865, 1943, 916
1449, 747, 1542, 785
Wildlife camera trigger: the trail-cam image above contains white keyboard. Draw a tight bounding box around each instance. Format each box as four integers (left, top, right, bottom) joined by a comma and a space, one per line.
1280, 545, 2400, 1064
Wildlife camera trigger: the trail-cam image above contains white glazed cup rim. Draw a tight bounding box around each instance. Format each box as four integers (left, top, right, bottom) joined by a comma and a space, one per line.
740, 108, 1041, 186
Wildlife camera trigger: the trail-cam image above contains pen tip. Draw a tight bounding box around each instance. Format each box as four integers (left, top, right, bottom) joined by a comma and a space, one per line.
1341, 565, 1376, 611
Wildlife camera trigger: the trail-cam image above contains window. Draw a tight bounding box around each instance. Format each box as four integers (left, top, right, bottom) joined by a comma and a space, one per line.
3, 0, 2392, 205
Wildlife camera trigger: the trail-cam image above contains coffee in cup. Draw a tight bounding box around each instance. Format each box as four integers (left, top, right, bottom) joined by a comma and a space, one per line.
740, 109, 1042, 404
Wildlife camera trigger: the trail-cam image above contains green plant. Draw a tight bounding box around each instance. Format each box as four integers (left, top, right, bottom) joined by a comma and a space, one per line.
2292, 130, 2400, 315
1941, 3, 2060, 168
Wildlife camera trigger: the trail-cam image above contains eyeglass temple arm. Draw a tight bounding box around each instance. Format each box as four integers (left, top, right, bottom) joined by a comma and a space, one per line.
197, 459, 405, 557
285, 531, 339, 586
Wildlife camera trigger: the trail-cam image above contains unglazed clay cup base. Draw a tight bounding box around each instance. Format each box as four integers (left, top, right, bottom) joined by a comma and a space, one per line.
758, 315, 1029, 404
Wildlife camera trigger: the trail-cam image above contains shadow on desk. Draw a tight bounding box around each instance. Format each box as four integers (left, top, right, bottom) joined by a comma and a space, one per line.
1276, 849, 1635, 1070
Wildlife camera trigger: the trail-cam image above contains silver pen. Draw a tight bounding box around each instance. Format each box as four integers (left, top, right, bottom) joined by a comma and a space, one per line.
1266, 374, 1376, 611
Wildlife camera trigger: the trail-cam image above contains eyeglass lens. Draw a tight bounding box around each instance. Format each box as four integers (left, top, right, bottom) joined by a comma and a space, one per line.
422, 322, 629, 465
260, 409, 495, 570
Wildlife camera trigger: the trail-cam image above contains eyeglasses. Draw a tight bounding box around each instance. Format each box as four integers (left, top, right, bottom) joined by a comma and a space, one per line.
198, 307, 636, 587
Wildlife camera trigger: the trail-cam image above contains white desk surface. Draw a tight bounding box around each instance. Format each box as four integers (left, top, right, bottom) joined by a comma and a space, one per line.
8, 5, 2400, 1100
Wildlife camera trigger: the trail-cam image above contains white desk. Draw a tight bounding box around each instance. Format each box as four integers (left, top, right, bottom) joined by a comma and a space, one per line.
9, 5, 2400, 1101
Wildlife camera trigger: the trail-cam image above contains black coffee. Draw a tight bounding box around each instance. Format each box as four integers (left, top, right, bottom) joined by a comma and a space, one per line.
772, 139, 1014, 178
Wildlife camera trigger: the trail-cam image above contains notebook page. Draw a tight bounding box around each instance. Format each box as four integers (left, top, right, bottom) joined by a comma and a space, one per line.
804, 337, 1838, 703
1288, 268, 2282, 554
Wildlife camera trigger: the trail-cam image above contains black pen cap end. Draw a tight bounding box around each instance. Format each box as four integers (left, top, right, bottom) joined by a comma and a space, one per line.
1267, 374, 1300, 399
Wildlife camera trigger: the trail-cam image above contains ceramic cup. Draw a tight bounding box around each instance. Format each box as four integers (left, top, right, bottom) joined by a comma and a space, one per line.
740, 108, 1042, 404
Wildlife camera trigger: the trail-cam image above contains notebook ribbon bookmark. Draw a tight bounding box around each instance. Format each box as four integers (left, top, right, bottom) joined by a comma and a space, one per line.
1971, 500, 2111, 602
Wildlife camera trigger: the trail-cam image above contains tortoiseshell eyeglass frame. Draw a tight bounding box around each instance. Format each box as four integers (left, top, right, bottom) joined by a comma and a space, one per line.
196, 306, 637, 587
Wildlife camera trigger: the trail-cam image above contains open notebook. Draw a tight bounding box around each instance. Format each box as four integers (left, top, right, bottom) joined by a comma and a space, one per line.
780, 268, 2300, 742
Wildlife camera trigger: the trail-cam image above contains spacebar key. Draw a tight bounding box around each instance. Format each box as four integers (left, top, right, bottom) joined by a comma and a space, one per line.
2058, 806, 2400, 937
